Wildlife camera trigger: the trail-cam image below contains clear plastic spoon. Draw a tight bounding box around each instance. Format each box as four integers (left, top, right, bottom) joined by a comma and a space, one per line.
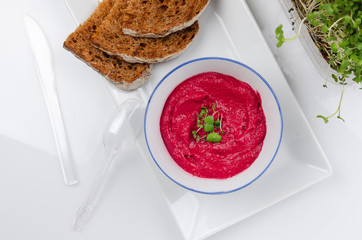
73, 98, 143, 231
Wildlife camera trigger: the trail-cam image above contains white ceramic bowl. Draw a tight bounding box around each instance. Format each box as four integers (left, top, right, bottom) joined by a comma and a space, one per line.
144, 57, 283, 194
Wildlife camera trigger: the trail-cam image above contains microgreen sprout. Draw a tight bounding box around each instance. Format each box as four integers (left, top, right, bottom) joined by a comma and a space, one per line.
317, 85, 345, 123
275, 17, 307, 48
275, 0, 362, 123
206, 133, 222, 143
198, 107, 208, 118
212, 102, 216, 111
191, 103, 224, 143
203, 116, 215, 133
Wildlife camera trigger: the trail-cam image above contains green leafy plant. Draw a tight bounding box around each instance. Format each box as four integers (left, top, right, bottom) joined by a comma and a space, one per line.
275, 0, 362, 123
191, 103, 224, 143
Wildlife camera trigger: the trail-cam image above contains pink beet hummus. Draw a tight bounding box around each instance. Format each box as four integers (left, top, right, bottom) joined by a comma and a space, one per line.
160, 72, 267, 179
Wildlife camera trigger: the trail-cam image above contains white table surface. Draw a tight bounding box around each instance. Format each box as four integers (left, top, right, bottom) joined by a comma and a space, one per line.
0, 0, 361, 239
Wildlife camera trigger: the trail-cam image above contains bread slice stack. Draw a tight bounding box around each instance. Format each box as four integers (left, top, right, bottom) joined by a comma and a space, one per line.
64, 0, 209, 90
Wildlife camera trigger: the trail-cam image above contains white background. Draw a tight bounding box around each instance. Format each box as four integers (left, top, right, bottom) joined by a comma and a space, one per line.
0, 0, 361, 239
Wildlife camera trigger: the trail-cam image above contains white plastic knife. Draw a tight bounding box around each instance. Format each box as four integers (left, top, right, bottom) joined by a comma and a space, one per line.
24, 15, 78, 186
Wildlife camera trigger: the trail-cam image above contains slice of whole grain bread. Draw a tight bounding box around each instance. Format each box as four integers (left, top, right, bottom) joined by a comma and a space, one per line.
90, 0, 199, 64
63, 0, 151, 90
119, 0, 209, 38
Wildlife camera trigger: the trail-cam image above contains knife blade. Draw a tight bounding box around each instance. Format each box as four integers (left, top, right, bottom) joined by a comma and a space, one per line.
24, 15, 78, 185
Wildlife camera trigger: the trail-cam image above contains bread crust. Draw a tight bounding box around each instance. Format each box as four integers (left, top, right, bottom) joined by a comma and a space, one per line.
64, 0, 210, 89
91, 13, 199, 64
63, 0, 152, 90
121, 0, 209, 38
64, 44, 153, 90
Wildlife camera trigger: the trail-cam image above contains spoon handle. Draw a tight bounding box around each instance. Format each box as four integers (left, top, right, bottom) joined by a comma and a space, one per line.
72, 148, 117, 231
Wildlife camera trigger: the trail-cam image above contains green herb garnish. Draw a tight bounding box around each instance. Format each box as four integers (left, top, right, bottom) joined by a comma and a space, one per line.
275, 0, 362, 123
206, 132, 222, 143
198, 107, 208, 118
191, 102, 224, 143
214, 119, 220, 128
203, 116, 214, 133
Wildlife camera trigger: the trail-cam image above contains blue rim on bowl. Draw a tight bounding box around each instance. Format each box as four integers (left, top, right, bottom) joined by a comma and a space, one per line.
144, 57, 283, 194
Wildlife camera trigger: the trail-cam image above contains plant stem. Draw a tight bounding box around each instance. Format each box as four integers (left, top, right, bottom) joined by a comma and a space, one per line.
285, 17, 308, 42
327, 16, 344, 37
319, 85, 345, 123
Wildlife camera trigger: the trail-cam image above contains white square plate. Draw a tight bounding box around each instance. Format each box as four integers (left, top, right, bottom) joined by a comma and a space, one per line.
64, 0, 332, 239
